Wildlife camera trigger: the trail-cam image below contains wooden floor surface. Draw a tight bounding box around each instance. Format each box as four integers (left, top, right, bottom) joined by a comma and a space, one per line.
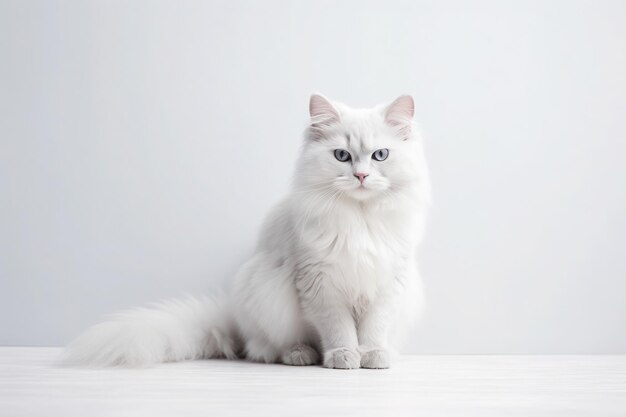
1, 347, 625, 416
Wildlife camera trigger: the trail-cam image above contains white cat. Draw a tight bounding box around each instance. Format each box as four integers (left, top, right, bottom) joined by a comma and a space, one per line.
63, 94, 431, 369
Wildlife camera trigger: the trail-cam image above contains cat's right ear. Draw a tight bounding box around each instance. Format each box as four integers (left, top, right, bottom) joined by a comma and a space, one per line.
308, 94, 340, 139
384, 95, 414, 140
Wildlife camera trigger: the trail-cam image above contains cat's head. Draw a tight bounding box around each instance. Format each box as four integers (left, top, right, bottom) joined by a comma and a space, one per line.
295, 94, 429, 204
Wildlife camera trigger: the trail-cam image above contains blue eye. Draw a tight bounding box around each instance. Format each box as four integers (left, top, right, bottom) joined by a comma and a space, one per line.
334, 149, 351, 162
372, 148, 389, 161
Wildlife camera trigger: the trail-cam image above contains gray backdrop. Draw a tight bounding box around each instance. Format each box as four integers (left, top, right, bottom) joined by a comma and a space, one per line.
2, 0, 626, 353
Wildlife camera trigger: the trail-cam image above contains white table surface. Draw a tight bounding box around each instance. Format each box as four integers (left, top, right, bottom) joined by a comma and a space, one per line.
0, 347, 624, 416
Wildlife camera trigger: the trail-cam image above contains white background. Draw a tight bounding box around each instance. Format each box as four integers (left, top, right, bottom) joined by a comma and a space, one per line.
1, 0, 625, 353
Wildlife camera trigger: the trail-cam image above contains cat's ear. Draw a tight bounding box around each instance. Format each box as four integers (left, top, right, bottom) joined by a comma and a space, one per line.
308, 94, 340, 139
384, 95, 414, 140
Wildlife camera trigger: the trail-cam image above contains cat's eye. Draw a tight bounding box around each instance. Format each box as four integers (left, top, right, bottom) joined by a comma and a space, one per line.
372, 148, 389, 161
334, 149, 351, 162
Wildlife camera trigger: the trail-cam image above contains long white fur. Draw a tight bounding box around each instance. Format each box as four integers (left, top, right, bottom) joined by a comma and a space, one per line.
63, 94, 430, 369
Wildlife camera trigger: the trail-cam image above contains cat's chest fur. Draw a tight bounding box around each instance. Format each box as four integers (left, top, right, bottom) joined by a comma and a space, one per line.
297, 204, 412, 303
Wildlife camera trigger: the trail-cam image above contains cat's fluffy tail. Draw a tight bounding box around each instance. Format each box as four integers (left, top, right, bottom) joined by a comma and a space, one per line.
61, 295, 240, 367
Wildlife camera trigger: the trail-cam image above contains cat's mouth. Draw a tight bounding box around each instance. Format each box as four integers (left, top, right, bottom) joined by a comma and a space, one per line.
349, 184, 379, 200
348, 181, 389, 199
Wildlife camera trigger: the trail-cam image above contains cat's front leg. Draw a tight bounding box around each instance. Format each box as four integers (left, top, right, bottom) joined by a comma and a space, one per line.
297, 273, 360, 369
357, 296, 394, 369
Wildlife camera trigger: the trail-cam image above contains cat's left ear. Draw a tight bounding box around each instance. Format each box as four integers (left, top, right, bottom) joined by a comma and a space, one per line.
384, 95, 414, 140
308, 94, 341, 140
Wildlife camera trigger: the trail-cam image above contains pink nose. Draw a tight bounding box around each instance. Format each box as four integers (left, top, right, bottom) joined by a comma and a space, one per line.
354, 172, 369, 184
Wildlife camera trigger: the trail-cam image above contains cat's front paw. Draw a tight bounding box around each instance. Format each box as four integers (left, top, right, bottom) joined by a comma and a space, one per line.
323, 347, 360, 369
360, 349, 390, 369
